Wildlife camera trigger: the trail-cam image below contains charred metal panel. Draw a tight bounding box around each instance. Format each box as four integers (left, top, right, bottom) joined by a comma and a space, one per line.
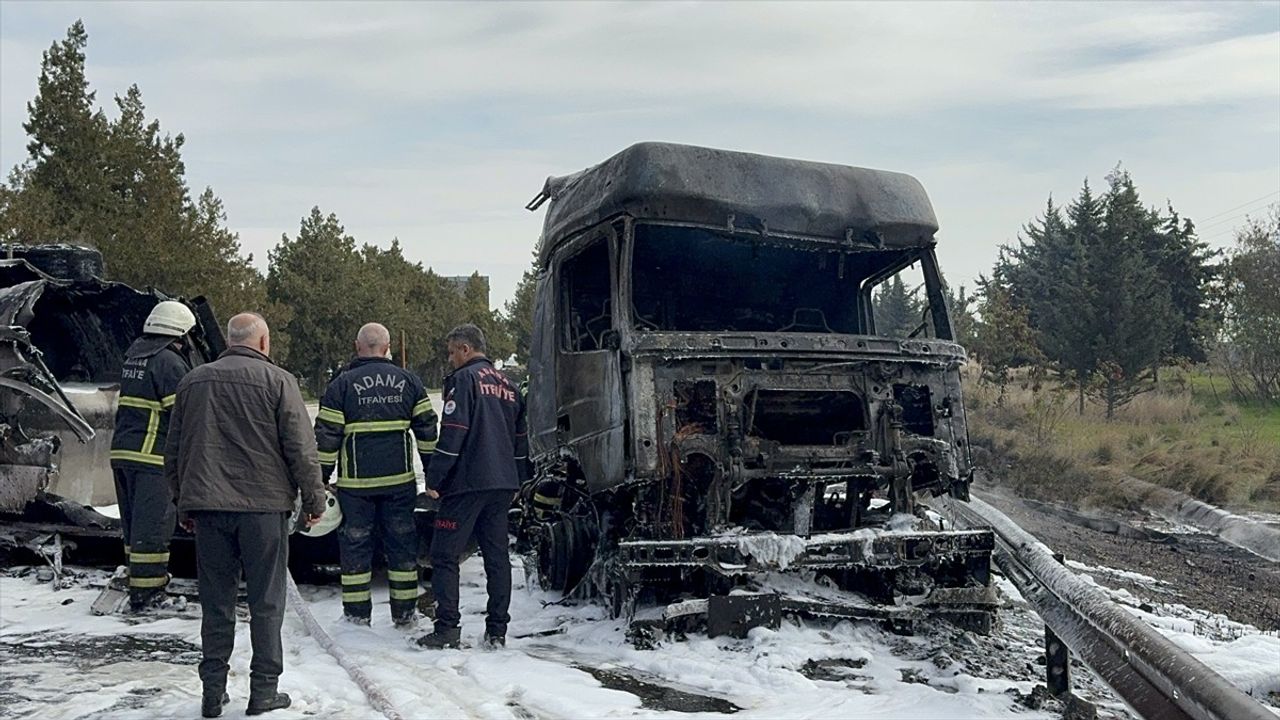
531, 142, 939, 265
0, 249, 224, 507
528, 273, 558, 459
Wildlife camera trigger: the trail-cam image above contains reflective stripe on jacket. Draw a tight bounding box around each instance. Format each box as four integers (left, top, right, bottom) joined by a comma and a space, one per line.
314, 357, 438, 491
110, 337, 191, 469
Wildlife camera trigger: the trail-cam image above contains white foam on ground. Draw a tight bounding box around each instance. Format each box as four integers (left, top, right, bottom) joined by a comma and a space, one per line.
2, 557, 1063, 720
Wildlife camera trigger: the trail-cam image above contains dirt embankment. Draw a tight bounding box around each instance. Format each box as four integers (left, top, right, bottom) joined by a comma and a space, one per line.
975, 479, 1280, 632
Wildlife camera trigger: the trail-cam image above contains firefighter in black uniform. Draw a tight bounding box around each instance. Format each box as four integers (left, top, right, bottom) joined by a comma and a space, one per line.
109, 300, 196, 611
417, 324, 528, 650
315, 323, 438, 627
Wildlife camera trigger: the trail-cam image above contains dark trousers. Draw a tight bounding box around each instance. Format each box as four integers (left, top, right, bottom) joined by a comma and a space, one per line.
429, 490, 515, 635
337, 483, 419, 620
193, 511, 288, 701
112, 466, 176, 600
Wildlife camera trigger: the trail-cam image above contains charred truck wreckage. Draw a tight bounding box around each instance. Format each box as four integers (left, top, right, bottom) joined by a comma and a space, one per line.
518, 143, 995, 640
0, 245, 224, 569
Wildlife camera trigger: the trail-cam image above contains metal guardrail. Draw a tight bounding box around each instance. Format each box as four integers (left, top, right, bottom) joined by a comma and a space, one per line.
938, 494, 1272, 720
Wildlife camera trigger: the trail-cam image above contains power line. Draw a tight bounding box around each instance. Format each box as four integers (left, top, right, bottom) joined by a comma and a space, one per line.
1199, 210, 1261, 232
1198, 190, 1279, 223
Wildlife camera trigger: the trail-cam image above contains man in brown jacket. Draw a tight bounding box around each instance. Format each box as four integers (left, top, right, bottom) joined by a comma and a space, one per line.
165, 312, 326, 718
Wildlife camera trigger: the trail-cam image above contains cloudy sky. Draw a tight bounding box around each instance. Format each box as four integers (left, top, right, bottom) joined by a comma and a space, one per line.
2, 2, 1277, 308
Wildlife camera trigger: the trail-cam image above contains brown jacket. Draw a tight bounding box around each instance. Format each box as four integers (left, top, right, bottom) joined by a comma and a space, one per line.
164, 345, 325, 516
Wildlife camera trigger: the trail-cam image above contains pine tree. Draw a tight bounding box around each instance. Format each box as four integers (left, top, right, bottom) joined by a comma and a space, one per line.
972, 273, 1043, 402
1086, 170, 1175, 418
873, 275, 921, 338
1155, 205, 1220, 364
1, 22, 269, 330
0, 20, 110, 243
502, 262, 538, 362
1046, 183, 1103, 414
267, 207, 367, 393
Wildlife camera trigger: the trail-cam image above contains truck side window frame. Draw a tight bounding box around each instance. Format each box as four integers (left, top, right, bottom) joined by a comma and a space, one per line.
558, 228, 617, 353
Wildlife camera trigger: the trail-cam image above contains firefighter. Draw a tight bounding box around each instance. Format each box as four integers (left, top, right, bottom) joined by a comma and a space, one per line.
417, 323, 528, 650
109, 300, 196, 611
315, 323, 438, 627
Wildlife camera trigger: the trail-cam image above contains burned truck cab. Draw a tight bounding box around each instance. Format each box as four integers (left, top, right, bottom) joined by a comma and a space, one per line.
521, 143, 993, 630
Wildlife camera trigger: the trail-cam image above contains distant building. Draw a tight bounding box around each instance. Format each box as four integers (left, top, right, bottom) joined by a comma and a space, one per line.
443, 275, 490, 310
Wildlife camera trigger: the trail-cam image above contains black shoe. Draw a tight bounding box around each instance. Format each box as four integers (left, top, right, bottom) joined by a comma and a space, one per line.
341, 613, 371, 627
246, 692, 291, 715
393, 613, 418, 630
415, 626, 461, 649
129, 587, 166, 613
482, 631, 505, 649
201, 692, 230, 718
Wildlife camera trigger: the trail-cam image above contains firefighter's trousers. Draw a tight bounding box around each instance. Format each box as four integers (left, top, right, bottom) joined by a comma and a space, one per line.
112, 466, 176, 603
429, 489, 515, 636
337, 483, 419, 621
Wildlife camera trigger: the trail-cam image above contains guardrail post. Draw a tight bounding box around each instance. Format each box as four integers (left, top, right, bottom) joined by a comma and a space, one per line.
1046, 625, 1070, 696
1046, 551, 1070, 697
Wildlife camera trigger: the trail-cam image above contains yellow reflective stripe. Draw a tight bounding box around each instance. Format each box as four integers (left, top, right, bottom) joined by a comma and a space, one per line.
160, 394, 177, 409
317, 450, 339, 464
118, 395, 163, 410
129, 552, 170, 563
336, 472, 415, 489
317, 407, 345, 425
140, 407, 161, 456
124, 545, 131, 556
342, 590, 372, 603
387, 569, 418, 582
344, 420, 411, 434
342, 572, 372, 585
413, 399, 434, 417
416, 439, 437, 453
389, 588, 418, 600
110, 449, 164, 466
129, 575, 169, 588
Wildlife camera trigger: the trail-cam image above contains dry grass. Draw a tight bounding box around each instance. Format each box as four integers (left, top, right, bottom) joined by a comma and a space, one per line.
963, 364, 1280, 512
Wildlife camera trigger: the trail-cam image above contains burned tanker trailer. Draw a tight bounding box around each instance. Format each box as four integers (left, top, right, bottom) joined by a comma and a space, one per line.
518, 143, 995, 637
0, 245, 224, 567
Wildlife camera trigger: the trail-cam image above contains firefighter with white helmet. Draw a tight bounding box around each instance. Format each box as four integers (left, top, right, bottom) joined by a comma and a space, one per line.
109, 299, 197, 611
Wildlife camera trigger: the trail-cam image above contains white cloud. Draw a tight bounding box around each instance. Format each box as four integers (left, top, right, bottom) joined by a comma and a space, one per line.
2, 1, 1277, 307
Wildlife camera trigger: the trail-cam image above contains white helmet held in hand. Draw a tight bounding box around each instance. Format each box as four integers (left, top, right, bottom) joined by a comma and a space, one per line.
297, 489, 343, 537
143, 300, 197, 337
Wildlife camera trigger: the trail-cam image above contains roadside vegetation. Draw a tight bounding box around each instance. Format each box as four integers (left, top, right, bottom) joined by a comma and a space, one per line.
965, 365, 1280, 513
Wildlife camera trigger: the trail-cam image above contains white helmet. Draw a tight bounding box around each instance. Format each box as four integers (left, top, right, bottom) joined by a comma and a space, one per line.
144, 300, 197, 337
297, 489, 343, 537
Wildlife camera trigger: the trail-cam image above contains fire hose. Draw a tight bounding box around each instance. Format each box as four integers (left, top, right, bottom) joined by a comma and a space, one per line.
285, 574, 407, 720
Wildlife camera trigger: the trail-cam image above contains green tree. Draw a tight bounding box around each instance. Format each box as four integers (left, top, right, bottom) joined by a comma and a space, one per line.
1218, 206, 1280, 404
872, 275, 920, 338
943, 281, 977, 349
267, 207, 366, 393
502, 262, 538, 362
1046, 185, 1103, 414
1085, 169, 1175, 418
1155, 205, 1220, 365
0, 20, 109, 244
971, 273, 1042, 402
0, 22, 269, 330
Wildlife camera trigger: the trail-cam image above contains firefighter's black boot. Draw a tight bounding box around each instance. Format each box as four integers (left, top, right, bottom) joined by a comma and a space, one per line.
201, 691, 230, 718
246, 692, 291, 715
482, 631, 506, 649
415, 626, 461, 649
